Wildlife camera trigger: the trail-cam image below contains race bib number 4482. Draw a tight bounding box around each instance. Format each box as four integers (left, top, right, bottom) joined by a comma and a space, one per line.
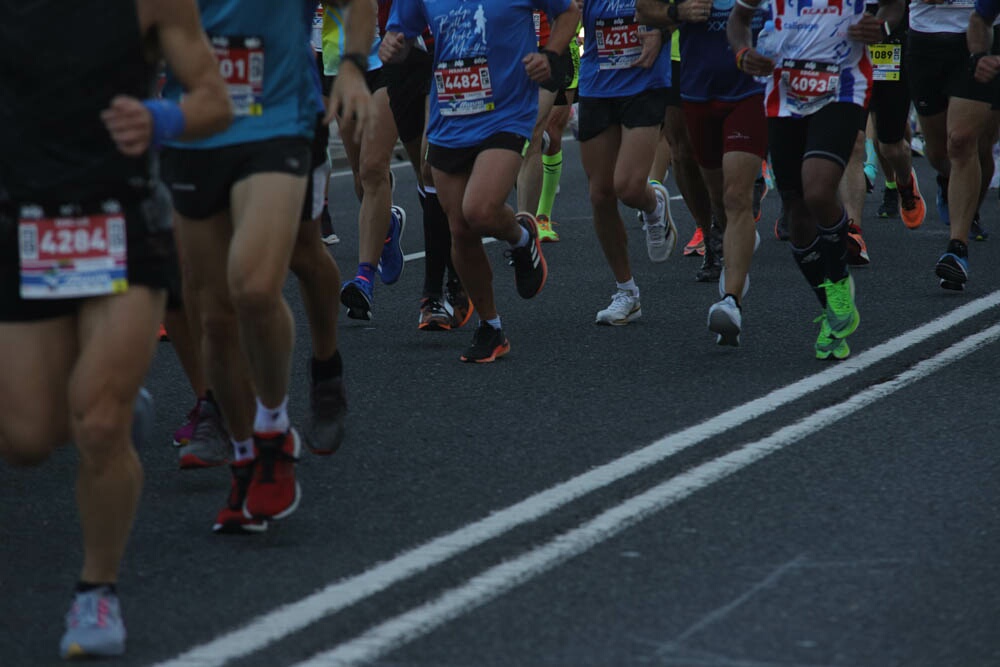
434, 57, 495, 116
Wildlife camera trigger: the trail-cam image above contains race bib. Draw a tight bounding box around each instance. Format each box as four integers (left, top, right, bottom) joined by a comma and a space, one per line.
779, 60, 840, 116
594, 17, 642, 70
941, 0, 975, 7
434, 57, 495, 116
18, 202, 128, 300
212, 35, 265, 117
868, 43, 901, 82
312, 4, 324, 53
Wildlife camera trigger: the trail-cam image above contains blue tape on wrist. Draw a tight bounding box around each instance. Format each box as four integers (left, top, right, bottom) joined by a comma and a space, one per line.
142, 99, 185, 147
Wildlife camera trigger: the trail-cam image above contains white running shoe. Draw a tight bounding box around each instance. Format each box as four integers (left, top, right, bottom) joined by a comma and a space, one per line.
708, 295, 742, 347
595, 289, 641, 326
641, 181, 677, 262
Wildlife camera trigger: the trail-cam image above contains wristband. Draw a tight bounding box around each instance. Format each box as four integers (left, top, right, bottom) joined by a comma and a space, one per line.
878, 18, 891, 40
735, 46, 750, 71
142, 99, 185, 147
340, 52, 368, 75
540, 49, 563, 92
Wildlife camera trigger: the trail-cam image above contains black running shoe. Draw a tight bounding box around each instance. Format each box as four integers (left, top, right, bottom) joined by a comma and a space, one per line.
306, 376, 347, 455
460, 322, 510, 363
877, 187, 899, 218
695, 250, 722, 282
504, 214, 548, 299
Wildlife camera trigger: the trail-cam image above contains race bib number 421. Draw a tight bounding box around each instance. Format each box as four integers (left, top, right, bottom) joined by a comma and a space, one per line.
18, 203, 128, 300
212, 35, 265, 116
594, 17, 642, 70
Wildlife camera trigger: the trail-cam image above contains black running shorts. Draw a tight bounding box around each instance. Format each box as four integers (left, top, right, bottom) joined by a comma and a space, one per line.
576, 88, 670, 143
907, 30, 1000, 116
385, 47, 432, 145
426, 132, 528, 175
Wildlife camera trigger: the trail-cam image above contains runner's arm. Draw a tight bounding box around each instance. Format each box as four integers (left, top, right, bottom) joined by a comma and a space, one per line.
970, 0, 1000, 82
325, 0, 376, 140
726, 0, 773, 77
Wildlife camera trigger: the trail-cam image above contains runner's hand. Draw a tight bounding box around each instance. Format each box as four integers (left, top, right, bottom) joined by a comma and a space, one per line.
101, 96, 153, 156
634, 28, 663, 69
976, 54, 1000, 83
740, 50, 775, 78
379, 31, 408, 64
847, 14, 885, 44
679, 0, 713, 23
327, 67, 374, 144
523, 51, 552, 83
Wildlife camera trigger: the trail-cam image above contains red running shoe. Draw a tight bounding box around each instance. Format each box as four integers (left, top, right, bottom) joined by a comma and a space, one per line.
244, 429, 302, 520
213, 460, 267, 534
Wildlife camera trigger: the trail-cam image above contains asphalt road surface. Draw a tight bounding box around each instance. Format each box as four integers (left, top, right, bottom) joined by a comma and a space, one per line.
2, 138, 999, 667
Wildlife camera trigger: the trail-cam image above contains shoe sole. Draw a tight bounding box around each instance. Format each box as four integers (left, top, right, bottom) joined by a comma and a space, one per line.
341, 285, 373, 320
935, 260, 968, 289
62, 641, 126, 660
708, 309, 740, 347
828, 309, 860, 339
451, 303, 474, 329
418, 319, 452, 331
595, 309, 641, 326
212, 519, 269, 534
816, 340, 850, 360
460, 341, 511, 363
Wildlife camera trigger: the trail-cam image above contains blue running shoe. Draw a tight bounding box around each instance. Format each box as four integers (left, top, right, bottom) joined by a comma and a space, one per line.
936, 175, 950, 226
340, 276, 374, 320
60, 588, 126, 659
935, 252, 969, 291
377, 205, 406, 285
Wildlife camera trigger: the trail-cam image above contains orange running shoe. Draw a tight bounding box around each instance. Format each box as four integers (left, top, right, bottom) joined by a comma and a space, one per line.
899, 168, 926, 230
683, 227, 705, 256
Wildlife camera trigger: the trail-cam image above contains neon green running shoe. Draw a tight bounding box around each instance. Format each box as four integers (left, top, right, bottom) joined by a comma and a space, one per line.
821, 275, 860, 339
814, 314, 850, 360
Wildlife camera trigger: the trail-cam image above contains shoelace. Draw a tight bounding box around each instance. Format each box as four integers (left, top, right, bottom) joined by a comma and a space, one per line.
68, 591, 113, 629
609, 290, 636, 312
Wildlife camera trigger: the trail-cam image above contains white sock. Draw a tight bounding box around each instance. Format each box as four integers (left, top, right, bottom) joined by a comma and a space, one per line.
232, 437, 254, 462
253, 396, 289, 434
511, 224, 530, 248
616, 279, 639, 297
485, 315, 502, 330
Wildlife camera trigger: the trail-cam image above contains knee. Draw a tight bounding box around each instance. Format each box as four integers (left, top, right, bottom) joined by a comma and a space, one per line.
723, 185, 751, 218
589, 181, 617, 209
358, 160, 390, 193
947, 130, 979, 161
614, 175, 646, 206
461, 200, 497, 233
200, 304, 239, 346
72, 403, 130, 464
0, 437, 55, 467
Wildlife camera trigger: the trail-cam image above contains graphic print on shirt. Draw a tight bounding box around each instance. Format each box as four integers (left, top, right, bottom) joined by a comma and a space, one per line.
432, 3, 495, 116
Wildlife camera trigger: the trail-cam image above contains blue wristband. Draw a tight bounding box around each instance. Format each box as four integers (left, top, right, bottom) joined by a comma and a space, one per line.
142, 99, 185, 147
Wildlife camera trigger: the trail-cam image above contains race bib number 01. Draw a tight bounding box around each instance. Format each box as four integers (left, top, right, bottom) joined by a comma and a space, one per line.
212, 35, 265, 116
779, 60, 840, 116
595, 17, 642, 70
18, 202, 128, 300
434, 57, 495, 116
868, 43, 901, 81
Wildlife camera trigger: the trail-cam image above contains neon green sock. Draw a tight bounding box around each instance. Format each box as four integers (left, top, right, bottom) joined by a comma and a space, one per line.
537, 150, 563, 219
885, 180, 897, 190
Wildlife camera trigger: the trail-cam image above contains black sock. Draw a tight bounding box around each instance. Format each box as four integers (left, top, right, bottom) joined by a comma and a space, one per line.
420, 188, 452, 297
204, 389, 218, 407
817, 211, 849, 284
311, 350, 343, 384
76, 581, 116, 594
947, 238, 969, 258
792, 237, 828, 308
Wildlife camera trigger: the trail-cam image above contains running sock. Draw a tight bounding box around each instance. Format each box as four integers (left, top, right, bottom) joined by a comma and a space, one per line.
511, 223, 530, 248
76, 582, 116, 594
356, 262, 376, 285
817, 210, 849, 284
864, 138, 876, 167
885, 180, 897, 190
311, 350, 343, 384
616, 278, 639, 297
232, 437, 254, 462
419, 186, 451, 296
537, 150, 563, 219
254, 396, 289, 434
948, 238, 969, 258
791, 236, 828, 308
485, 315, 502, 330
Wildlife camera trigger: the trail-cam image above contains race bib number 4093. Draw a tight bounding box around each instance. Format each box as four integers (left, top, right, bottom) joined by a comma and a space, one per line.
779, 60, 841, 116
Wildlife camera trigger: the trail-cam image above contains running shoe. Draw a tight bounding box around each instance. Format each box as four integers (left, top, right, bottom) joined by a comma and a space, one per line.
377, 205, 406, 285
178, 398, 230, 470
935, 251, 969, 291
418, 296, 452, 331
936, 174, 950, 225
970, 213, 989, 241
640, 180, 677, 262
877, 187, 899, 219
244, 429, 302, 520
460, 321, 510, 363
708, 295, 742, 347
683, 227, 705, 257
708, 221, 724, 261
898, 168, 926, 229
445, 277, 474, 328
863, 161, 878, 191
60, 587, 126, 659
846, 221, 870, 266
821, 275, 860, 339
752, 175, 768, 223
774, 208, 790, 241
320, 203, 339, 245
536, 214, 560, 242
695, 251, 722, 282
595, 289, 641, 326
306, 377, 347, 456
213, 460, 268, 534
340, 276, 374, 321
505, 213, 548, 299
171, 399, 201, 448
814, 313, 850, 360
321, 232, 340, 246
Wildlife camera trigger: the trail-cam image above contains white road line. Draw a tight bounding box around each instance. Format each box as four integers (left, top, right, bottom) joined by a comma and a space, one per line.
152, 293, 1000, 667
295, 323, 1000, 667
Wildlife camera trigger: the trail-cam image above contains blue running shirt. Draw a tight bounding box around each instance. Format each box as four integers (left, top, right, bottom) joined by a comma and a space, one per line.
679, 0, 765, 102
579, 0, 671, 98
388, 0, 572, 148
164, 0, 322, 148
